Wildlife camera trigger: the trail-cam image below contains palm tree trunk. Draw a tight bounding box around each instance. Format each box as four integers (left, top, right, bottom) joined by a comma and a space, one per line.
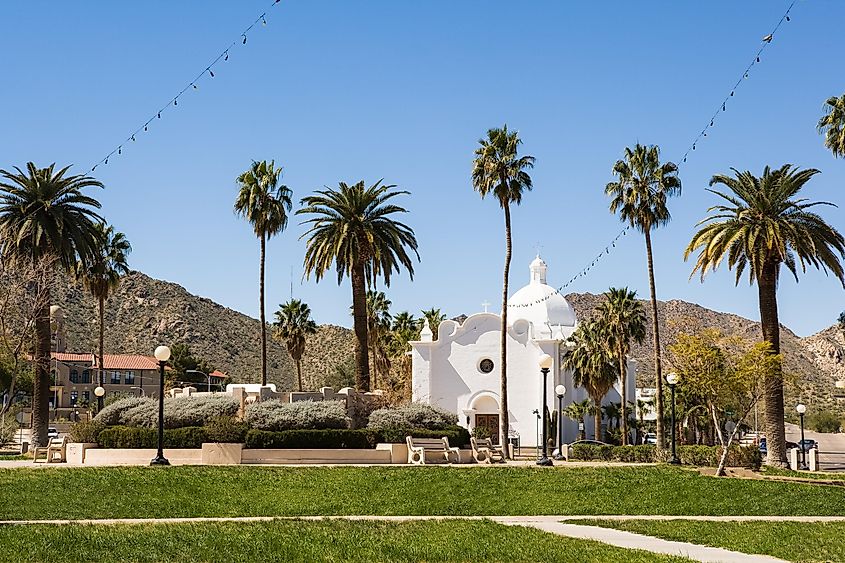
32, 294, 51, 448
759, 258, 786, 467
644, 229, 666, 450
499, 202, 512, 458
351, 261, 370, 391
594, 399, 602, 441
618, 341, 628, 446
99, 295, 105, 395
296, 358, 303, 392
259, 233, 267, 386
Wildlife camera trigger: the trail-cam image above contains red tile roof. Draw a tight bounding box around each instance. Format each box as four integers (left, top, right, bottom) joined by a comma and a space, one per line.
95, 355, 160, 370
210, 370, 229, 379
52, 353, 94, 363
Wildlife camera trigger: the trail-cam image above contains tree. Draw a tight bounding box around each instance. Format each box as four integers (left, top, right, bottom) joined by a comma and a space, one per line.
471, 125, 535, 456
298, 180, 419, 391
234, 160, 292, 386
685, 165, 845, 466
0, 163, 104, 446
167, 343, 215, 388
606, 143, 680, 450
386, 311, 421, 402
364, 291, 392, 390
77, 224, 131, 396
562, 399, 593, 441
421, 308, 446, 340
818, 94, 845, 158
563, 318, 618, 441
273, 299, 318, 392
597, 287, 646, 445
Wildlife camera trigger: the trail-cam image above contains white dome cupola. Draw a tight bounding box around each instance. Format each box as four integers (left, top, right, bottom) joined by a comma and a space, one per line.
508, 256, 577, 338
529, 255, 548, 285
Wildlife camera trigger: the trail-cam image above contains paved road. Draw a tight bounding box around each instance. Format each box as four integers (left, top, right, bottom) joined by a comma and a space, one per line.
785, 423, 845, 471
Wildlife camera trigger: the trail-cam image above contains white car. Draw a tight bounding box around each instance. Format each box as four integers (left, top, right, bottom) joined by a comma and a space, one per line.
643, 432, 657, 445
47, 427, 59, 439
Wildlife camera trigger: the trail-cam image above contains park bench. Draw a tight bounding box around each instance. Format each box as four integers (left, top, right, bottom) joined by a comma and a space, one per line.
406, 436, 460, 465
32, 436, 67, 463
470, 436, 505, 464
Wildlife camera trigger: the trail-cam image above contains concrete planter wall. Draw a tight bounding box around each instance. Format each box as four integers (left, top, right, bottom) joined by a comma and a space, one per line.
201, 443, 244, 465
66, 443, 98, 464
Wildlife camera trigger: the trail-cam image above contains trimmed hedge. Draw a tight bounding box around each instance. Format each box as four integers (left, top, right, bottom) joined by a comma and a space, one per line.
244, 400, 349, 431
97, 426, 208, 449
569, 443, 762, 468
93, 396, 239, 429
379, 426, 471, 448
367, 403, 457, 431
244, 426, 471, 449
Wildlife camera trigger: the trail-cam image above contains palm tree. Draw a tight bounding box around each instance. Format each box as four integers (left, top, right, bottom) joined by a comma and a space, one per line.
77, 224, 131, 404
471, 125, 535, 455
298, 180, 419, 391
234, 160, 292, 386
0, 163, 104, 446
597, 287, 646, 445
606, 143, 680, 450
685, 165, 845, 466
563, 318, 619, 441
839, 311, 845, 338
388, 311, 421, 399
365, 290, 392, 390
272, 299, 317, 392
562, 399, 593, 441
421, 307, 446, 339
818, 94, 845, 158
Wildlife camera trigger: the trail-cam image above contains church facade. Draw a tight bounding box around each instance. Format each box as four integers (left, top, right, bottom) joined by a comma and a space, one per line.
410, 257, 635, 447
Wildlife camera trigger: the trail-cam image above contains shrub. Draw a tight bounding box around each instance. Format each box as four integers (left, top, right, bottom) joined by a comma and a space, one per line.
93, 395, 239, 429
245, 429, 379, 449
244, 400, 348, 431
678, 445, 762, 469
68, 420, 105, 444
94, 396, 147, 426
379, 426, 470, 447
97, 426, 208, 448
367, 403, 457, 431
204, 416, 249, 443
807, 411, 842, 433
568, 444, 760, 468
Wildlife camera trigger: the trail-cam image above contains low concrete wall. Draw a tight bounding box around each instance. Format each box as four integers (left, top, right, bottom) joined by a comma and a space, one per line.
66, 443, 97, 464
201, 443, 244, 465
241, 448, 392, 465
83, 448, 203, 466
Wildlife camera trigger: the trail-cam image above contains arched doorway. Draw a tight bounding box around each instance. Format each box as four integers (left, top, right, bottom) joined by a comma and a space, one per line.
470, 394, 500, 445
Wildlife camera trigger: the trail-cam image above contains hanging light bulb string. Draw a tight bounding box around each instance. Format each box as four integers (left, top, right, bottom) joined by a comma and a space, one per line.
90, 0, 283, 172
509, 0, 798, 309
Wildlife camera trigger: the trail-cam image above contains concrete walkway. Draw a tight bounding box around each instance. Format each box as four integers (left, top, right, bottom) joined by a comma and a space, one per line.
1, 514, 824, 562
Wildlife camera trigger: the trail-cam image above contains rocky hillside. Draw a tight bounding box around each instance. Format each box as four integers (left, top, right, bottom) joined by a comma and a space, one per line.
53, 271, 844, 412
53, 271, 354, 391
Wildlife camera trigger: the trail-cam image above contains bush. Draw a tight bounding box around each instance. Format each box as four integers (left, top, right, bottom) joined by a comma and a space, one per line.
677, 444, 761, 469
68, 420, 105, 444
97, 426, 208, 448
569, 444, 654, 463
204, 416, 249, 443
367, 403, 457, 431
378, 426, 471, 447
568, 443, 761, 468
245, 429, 378, 449
93, 395, 239, 429
244, 400, 348, 431
807, 411, 842, 433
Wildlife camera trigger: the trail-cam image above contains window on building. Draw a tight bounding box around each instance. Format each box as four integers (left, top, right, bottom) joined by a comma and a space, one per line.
81, 370, 91, 384
82, 391, 90, 404
70, 391, 79, 406
69, 369, 79, 384
125, 371, 135, 385
110, 371, 121, 385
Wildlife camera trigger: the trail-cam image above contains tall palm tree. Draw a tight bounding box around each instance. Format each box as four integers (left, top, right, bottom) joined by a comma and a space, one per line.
272, 299, 317, 392
597, 287, 646, 446
388, 311, 421, 400
298, 180, 419, 391
365, 290, 392, 389
0, 163, 104, 446
77, 224, 131, 406
421, 307, 446, 339
818, 94, 845, 158
234, 160, 292, 386
562, 399, 593, 441
685, 165, 845, 466
606, 143, 680, 449
563, 318, 619, 441
471, 125, 535, 456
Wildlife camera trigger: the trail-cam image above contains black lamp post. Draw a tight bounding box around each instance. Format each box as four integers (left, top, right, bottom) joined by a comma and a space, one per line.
94, 385, 105, 414
536, 354, 554, 466
553, 384, 566, 460
666, 372, 681, 465
796, 403, 807, 470
150, 345, 171, 466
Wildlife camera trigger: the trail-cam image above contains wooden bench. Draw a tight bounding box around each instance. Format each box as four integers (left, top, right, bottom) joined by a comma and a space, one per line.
406, 436, 460, 465
32, 436, 67, 463
470, 436, 505, 464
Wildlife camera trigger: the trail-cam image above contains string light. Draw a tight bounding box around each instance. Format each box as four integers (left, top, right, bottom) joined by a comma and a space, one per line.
86, 2, 281, 173
510, 0, 798, 308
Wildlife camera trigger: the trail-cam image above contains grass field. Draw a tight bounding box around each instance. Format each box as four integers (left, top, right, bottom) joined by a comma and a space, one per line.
761, 466, 845, 481
579, 519, 845, 562
1, 465, 843, 520
0, 520, 693, 562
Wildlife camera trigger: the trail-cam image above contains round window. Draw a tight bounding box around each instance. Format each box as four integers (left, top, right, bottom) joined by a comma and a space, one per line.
479, 359, 494, 374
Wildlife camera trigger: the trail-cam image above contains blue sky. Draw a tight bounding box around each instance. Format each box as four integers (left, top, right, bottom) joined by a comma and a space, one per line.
2, 1, 843, 337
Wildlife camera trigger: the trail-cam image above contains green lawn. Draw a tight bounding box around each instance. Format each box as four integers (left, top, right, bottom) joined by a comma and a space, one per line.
0, 520, 692, 562
1, 466, 843, 520
761, 466, 845, 481
578, 519, 845, 563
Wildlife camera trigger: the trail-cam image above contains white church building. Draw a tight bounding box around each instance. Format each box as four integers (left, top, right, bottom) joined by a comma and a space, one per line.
410, 256, 635, 448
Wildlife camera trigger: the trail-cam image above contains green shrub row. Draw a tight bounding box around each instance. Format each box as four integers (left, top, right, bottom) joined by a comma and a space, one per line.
568, 443, 762, 468
378, 426, 470, 447
97, 426, 208, 449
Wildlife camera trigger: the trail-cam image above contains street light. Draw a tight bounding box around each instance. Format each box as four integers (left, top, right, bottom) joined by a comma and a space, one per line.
536, 353, 554, 467
553, 384, 566, 460
151, 345, 171, 466
796, 403, 807, 470
93, 386, 105, 413
186, 369, 211, 393
666, 372, 681, 465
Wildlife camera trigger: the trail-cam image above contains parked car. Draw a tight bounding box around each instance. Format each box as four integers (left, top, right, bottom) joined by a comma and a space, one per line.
643, 433, 657, 445
798, 439, 818, 452
47, 427, 59, 439
759, 438, 799, 455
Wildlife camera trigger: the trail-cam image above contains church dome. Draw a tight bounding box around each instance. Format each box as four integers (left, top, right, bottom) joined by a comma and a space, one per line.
508, 256, 577, 331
